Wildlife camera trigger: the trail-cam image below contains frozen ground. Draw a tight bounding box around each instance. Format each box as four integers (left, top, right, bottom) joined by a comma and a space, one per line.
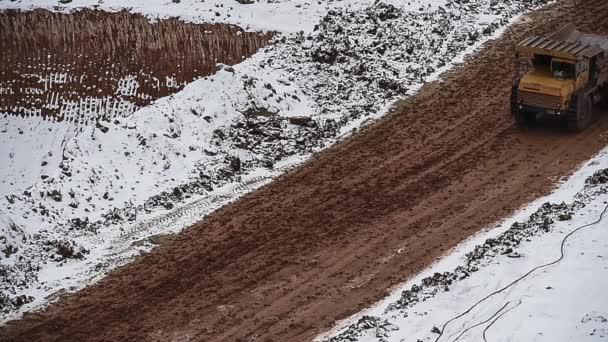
0, 0, 339, 33
1, 0, 552, 322
319, 150, 608, 342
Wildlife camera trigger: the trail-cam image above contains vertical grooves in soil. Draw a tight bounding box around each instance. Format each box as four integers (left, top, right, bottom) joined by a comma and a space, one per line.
0, 9, 271, 124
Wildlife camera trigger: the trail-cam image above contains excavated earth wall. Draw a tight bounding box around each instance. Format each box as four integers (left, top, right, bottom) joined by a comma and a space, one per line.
0, 9, 271, 125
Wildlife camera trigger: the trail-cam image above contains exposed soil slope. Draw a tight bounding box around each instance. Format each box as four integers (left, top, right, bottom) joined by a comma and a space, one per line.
0, 9, 270, 124
2, 0, 608, 341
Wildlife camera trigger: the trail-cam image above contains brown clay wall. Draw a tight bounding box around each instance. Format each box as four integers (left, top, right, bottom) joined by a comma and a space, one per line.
0, 9, 271, 125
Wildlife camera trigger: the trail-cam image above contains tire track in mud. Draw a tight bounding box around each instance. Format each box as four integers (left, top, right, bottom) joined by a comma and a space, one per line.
2, 1, 608, 341
102, 164, 296, 258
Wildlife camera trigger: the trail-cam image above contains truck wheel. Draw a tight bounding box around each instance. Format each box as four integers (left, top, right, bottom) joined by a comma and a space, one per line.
567, 93, 593, 132
510, 84, 531, 127
513, 108, 526, 127
602, 86, 608, 109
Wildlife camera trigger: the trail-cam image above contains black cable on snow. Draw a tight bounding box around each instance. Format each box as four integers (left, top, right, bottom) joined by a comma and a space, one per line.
434, 202, 608, 342
449, 301, 511, 342
482, 300, 522, 342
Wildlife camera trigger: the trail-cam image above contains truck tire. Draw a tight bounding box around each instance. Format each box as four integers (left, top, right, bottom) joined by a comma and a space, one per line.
510, 83, 531, 128
602, 86, 608, 109
567, 92, 593, 132
513, 108, 526, 127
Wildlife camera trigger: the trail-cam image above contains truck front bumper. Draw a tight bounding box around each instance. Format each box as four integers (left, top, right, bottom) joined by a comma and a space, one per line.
518, 104, 565, 117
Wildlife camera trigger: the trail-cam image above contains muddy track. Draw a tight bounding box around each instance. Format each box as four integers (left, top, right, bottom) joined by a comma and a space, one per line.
2, 0, 608, 341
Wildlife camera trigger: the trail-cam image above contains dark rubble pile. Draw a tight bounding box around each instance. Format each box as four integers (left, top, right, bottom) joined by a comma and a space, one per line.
210, 72, 340, 170
585, 168, 608, 186
213, 115, 340, 166
0, 261, 37, 314
204, 0, 550, 193
277, 0, 550, 127
43, 239, 89, 261
0, 227, 89, 313
0, 218, 38, 314
324, 168, 608, 342
328, 315, 399, 342
0, 291, 34, 315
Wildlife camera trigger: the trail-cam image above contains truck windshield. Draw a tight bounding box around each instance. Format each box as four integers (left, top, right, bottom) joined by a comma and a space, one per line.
551, 61, 575, 79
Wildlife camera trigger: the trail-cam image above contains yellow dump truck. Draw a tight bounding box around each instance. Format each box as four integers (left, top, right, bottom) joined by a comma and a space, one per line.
511, 24, 608, 131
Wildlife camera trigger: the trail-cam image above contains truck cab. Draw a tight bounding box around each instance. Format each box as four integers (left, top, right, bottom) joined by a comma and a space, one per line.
511, 24, 608, 131
517, 53, 588, 117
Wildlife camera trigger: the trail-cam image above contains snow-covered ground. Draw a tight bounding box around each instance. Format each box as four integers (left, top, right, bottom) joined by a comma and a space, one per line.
319, 150, 608, 342
1, 0, 338, 33
0, 0, 553, 323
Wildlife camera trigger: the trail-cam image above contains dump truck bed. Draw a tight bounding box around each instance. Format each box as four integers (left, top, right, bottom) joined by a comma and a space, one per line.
518, 24, 608, 59
577, 34, 608, 54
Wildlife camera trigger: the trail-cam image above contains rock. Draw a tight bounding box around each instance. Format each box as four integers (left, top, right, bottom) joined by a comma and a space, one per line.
376, 3, 400, 21
47, 190, 62, 202
311, 46, 339, 64
586, 169, 608, 185
431, 326, 441, 334
12, 295, 33, 308
228, 156, 241, 172
242, 104, 277, 118
55, 240, 87, 260
2, 244, 18, 258
69, 217, 88, 230
172, 187, 183, 199
375, 326, 388, 338
263, 83, 276, 93
204, 148, 218, 156
289, 116, 313, 126
95, 121, 109, 133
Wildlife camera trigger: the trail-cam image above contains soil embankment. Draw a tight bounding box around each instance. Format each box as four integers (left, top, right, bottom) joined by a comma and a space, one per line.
0, 9, 271, 124
2, 0, 608, 341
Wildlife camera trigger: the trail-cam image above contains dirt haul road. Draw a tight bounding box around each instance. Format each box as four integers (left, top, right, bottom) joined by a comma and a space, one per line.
3, 0, 608, 341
